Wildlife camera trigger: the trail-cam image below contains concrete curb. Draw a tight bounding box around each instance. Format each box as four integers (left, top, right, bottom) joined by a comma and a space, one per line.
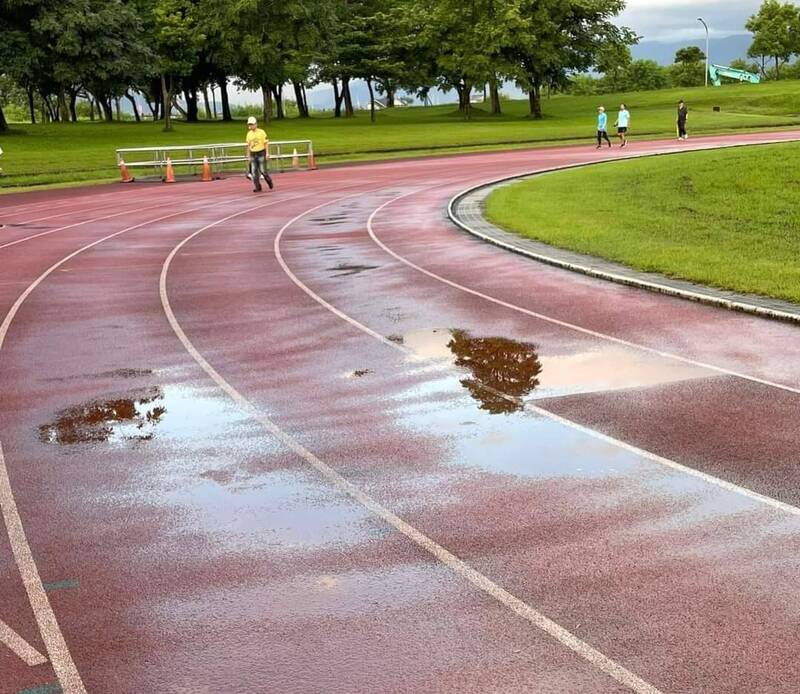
447, 137, 800, 326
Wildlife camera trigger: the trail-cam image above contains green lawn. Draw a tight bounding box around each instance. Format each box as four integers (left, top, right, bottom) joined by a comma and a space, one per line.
485, 142, 800, 304
3, 80, 800, 190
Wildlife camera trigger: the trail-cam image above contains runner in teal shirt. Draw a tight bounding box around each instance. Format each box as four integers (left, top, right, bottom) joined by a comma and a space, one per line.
615, 103, 630, 148
596, 107, 611, 148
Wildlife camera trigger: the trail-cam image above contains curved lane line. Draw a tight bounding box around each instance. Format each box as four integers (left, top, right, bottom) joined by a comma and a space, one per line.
366, 189, 800, 396
0, 192, 247, 252
363, 189, 800, 514
446, 136, 800, 325
271, 184, 800, 520
161, 191, 664, 694
0, 192, 265, 693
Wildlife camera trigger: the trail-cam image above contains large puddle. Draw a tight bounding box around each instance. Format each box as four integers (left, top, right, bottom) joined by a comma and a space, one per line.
398, 328, 710, 407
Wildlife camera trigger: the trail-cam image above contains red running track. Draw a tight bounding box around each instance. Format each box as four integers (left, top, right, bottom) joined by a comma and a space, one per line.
1, 132, 800, 693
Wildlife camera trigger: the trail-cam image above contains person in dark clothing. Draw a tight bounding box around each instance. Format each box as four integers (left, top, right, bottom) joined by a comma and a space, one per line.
677, 100, 688, 140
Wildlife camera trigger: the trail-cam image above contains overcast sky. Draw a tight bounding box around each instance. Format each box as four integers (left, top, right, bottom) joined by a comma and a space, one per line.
618, 0, 761, 42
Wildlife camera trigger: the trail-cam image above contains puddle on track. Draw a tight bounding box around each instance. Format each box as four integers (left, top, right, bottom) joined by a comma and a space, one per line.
38, 383, 244, 448
399, 328, 711, 403
39, 387, 167, 444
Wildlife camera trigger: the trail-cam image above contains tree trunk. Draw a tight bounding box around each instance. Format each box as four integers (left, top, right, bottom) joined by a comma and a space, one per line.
43, 95, 56, 122
202, 86, 212, 120
489, 78, 501, 115
457, 81, 472, 119
775, 56, 780, 80
114, 97, 121, 120
366, 78, 376, 123
333, 78, 342, 117
528, 84, 542, 119
0, 103, 7, 132
218, 75, 232, 121
57, 90, 68, 122
183, 88, 198, 121
292, 80, 309, 117
210, 84, 217, 119
342, 78, 354, 117
261, 84, 273, 123
125, 91, 141, 122
172, 99, 187, 117
68, 90, 79, 121
144, 99, 156, 119
385, 84, 395, 107
27, 87, 36, 124
161, 75, 173, 131
271, 84, 284, 119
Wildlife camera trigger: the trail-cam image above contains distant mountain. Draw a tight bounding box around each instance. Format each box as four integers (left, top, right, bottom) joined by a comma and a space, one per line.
632, 34, 753, 67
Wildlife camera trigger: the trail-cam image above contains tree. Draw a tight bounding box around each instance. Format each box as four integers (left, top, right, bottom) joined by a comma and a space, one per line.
596, 41, 632, 93
506, 0, 636, 118
746, 0, 799, 79
620, 59, 667, 91
674, 46, 705, 65
153, 0, 205, 131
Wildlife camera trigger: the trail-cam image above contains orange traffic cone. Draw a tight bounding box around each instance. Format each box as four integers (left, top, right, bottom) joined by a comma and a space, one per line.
164, 158, 175, 183
308, 149, 317, 170
201, 155, 212, 182
292, 148, 300, 170
119, 159, 134, 183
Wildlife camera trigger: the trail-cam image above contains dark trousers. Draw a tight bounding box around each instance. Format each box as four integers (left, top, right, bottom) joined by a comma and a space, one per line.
250, 151, 272, 190
597, 130, 611, 145
677, 120, 687, 138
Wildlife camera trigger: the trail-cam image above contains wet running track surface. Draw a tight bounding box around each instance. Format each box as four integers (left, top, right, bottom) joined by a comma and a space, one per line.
2, 132, 800, 694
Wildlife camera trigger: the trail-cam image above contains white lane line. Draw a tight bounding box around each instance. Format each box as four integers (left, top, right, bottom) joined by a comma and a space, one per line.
366, 190, 800, 396
0, 192, 246, 252
0, 192, 267, 693
161, 193, 664, 694
0, 617, 48, 666
277, 188, 800, 519
0, 443, 83, 690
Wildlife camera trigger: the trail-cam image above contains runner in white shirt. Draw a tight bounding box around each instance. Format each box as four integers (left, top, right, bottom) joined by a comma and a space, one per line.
615, 104, 630, 148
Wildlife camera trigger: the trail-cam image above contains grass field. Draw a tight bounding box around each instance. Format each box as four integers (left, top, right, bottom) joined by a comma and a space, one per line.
2, 81, 800, 190
485, 142, 800, 304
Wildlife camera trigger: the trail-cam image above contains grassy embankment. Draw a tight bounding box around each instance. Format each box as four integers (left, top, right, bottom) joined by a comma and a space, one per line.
2, 81, 800, 190
485, 142, 800, 304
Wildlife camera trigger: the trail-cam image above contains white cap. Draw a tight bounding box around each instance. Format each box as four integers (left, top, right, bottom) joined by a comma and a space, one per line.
247, 116, 257, 125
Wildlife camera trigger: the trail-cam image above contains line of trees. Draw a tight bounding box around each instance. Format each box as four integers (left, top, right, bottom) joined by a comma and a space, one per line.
0, 0, 637, 132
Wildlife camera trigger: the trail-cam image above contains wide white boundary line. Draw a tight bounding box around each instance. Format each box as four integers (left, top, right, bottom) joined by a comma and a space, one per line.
0, 616, 48, 666
161, 192, 665, 694
0, 442, 84, 691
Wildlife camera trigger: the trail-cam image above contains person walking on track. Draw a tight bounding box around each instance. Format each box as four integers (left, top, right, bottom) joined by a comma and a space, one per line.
596, 107, 611, 149
246, 116, 274, 192
677, 100, 689, 140
615, 103, 630, 148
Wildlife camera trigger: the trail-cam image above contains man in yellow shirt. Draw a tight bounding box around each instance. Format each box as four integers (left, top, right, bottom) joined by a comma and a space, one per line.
245, 116, 273, 192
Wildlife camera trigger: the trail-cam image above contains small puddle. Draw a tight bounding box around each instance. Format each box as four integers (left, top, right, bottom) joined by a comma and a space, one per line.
39, 387, 166, 444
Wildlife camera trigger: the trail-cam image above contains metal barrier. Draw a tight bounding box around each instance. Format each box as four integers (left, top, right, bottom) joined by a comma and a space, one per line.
115, 140, 315, 180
